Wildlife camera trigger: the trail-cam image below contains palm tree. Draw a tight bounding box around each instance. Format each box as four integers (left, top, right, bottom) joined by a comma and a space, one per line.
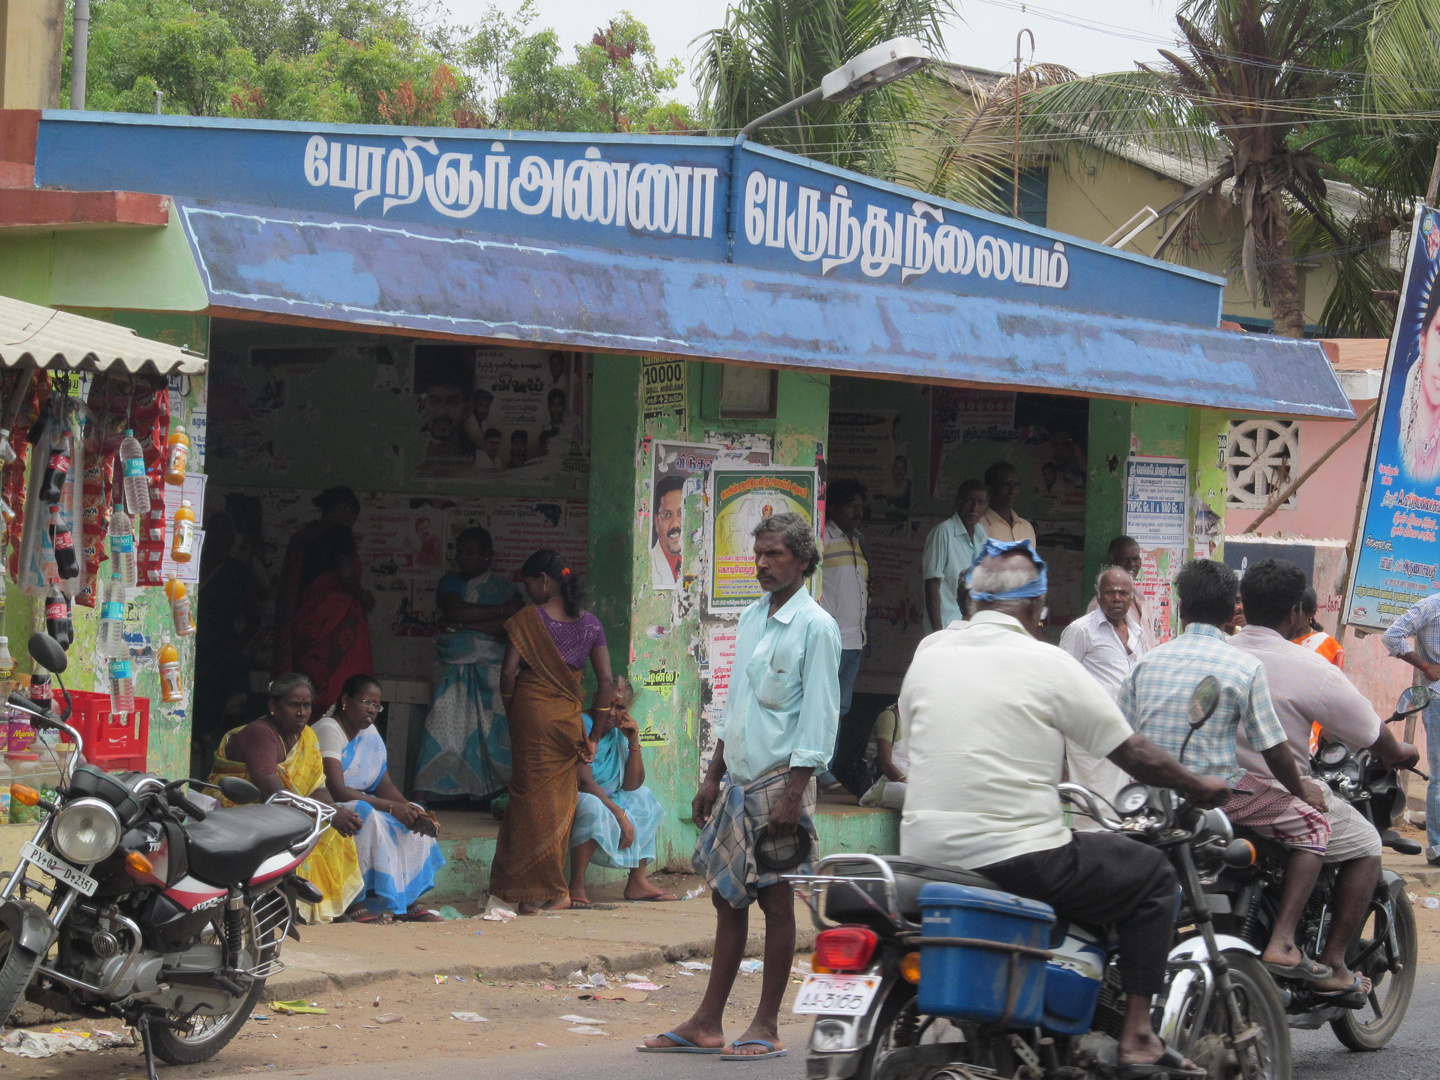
692, 0, 954, 177
928, 0, 1370, 338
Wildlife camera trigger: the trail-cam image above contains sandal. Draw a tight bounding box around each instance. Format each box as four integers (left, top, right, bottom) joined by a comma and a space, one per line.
350, 910, 393, 925
1261, 955, 1332, 984
567, 899, 595, 910
1114, 1042, 1207, 1079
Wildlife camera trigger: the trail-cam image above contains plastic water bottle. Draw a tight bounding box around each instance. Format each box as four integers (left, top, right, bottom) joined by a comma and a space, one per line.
45, 583, 72, 649
0, 638, 14, 699
164, 425, 189, 485
37, 434, 71, 505
158, 636, 182, 703
48, 505, 78, 580
0, 428, 16, 465
165, 579, 195, 637
98, 573, 126, 657
107, 656, 134, 714
119, 429, 150, 515
109, 502, 137, 588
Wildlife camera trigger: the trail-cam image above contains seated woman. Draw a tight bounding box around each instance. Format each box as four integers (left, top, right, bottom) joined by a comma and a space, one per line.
313, 675, 446, 923
210, 673, 364, 924
568, 679, 676, 906
859, 702, 907, 810
414, 527, 524, 801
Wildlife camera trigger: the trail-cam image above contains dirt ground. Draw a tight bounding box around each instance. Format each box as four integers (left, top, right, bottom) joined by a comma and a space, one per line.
0, 958, 807, 1079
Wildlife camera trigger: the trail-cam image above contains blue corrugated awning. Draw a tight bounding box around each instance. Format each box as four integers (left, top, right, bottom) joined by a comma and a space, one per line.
177, 198, 1353, 419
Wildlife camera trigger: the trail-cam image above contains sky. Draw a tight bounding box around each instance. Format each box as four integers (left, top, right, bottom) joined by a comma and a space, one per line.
441, 0, 1186, 104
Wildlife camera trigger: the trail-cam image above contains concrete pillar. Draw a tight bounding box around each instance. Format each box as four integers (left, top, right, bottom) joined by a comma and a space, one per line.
0, 0, 64, 109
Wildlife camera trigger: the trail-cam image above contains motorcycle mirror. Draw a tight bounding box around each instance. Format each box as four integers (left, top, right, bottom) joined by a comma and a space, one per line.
1395, 685, 1432, 717
27, 633, 67, 675
218, 776, 262, 805
1188, 675, 1221, 729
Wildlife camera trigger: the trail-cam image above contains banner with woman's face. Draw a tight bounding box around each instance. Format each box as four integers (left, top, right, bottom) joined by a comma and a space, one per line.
1345, 207, 1440, 631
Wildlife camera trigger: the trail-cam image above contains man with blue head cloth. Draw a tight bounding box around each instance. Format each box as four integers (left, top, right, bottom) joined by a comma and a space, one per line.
899, 539, 1226, 1078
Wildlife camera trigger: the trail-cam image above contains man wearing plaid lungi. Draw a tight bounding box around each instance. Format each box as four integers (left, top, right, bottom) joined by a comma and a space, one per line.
640, 512, 840, 1060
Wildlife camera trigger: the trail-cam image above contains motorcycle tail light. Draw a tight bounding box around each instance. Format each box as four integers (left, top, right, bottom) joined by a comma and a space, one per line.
900, 951, 921, 984
125, 851, 155, 878
814, 926, 878, 972
9, 785, 37, 806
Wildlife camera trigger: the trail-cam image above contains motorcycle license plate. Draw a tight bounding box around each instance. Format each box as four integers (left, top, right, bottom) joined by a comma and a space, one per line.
19, 842, 96, 897
793, 974, 881, 1016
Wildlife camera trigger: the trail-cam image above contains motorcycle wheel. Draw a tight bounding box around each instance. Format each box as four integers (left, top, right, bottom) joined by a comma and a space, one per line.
0, 928, 40, 1026
1330, 887, 1418, 1051
1177, 951, 1292, 1080
851, 985, 1001, 1080
149, 908, 276, 1065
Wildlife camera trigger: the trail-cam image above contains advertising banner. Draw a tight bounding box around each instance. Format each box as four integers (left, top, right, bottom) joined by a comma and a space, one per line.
1345, 206, 1440, 630
707, 467, 818, 611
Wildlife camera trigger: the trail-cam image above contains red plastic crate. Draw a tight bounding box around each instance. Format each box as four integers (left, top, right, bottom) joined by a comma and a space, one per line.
58, 690, 149, 772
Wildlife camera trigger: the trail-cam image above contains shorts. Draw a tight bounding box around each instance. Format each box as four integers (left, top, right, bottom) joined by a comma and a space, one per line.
1322, 787, 1382, 863
1225, 773, 1330, 855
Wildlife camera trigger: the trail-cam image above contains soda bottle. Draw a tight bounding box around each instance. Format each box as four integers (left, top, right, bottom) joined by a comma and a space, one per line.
164, 425, 189, 485
109, 500, 137, 588
119, 428, 150, 516
0, 428, 15, 465
0, 573, 7, 629
171, 499, 196, 563
0, 498, 14, 529
48, 505, 78, 580
165, 578, 195, 637
97, 573, 126, 657
45, 582, 72, 649
0, 637, 13, 699
158, 636, 182, 703
37, 434, 71, 504
28, 667, 51, 711
107, 656, 134, 714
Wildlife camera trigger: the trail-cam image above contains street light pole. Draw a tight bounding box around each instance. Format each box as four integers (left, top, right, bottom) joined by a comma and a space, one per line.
724, 37, 930, 261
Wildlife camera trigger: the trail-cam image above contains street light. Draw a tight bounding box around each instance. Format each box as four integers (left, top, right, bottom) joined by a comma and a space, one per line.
726, 36, 931, 256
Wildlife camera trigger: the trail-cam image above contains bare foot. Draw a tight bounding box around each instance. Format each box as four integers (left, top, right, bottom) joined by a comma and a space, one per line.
540, 897, 571, 911
1315, 965, 1371, 995
642, 1016, 725, 1051
624, 885, 680, 901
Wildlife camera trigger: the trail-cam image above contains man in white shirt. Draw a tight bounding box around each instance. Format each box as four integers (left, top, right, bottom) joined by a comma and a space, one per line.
1087, 535, 1156, 650
819, 478, 873, 796
979, 461, 1037, 545
1059, 567, 1148, 817
921, 479, 988, 632
900, 539, 1224, 1077
1231, 558, 1418, 998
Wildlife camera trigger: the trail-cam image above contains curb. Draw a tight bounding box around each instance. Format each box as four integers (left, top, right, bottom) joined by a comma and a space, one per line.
266, 926, 819, 998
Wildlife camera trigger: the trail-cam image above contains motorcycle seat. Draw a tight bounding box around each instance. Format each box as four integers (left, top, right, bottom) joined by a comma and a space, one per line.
184, 805, 317, 886
820, 856, 1002, 926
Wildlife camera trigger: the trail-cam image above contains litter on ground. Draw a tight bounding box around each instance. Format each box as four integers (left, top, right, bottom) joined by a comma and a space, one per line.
568, 1026, 609, 1036
558, 1014, 606, 1024
2, 1029, 132, 1058
739, 960, 764, 974
271, 1000, 327, 1015
451, 1012, 488, 1023
679, 961, 711, 971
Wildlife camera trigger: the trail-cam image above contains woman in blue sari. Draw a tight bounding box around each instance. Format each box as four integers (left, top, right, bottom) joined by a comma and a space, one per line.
414, 528, 523, 800
568, 680, 677, 906
314, 675, 446, 922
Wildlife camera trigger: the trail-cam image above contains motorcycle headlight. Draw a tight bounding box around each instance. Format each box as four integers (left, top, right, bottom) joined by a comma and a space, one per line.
52, 798, 121, 865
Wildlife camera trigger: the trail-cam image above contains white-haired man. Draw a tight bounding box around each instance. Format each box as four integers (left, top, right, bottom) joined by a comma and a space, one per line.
1060, 567, 1148, 819
900, 539, 1225, 1077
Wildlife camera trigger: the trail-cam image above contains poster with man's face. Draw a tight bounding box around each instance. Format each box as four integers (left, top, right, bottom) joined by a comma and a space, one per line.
650, 442, 770, 591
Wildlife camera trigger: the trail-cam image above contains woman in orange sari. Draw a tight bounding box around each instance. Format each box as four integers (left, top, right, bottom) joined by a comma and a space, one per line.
274, 487, 375, 715
491, 550, 614, 914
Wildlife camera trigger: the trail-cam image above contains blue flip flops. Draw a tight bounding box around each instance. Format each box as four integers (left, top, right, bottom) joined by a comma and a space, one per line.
721, 1039, 788, 1061
636, 1031, 723, 1054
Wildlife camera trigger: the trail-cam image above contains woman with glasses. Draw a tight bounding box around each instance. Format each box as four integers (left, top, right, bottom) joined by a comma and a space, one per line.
313, 674, 445, 923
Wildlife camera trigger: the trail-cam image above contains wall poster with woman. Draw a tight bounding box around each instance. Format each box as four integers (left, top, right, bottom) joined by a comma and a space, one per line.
1344, 206, 1440, 632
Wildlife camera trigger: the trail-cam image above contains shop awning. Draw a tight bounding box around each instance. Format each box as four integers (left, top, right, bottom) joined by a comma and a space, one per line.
177, 198, 1351, 420
0, 295, 206, 375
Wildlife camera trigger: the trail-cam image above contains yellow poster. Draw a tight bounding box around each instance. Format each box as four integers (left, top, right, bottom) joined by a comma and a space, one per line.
708, 467, 818, 610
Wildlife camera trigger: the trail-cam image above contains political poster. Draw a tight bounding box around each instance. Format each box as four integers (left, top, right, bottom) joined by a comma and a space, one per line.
649, 441, 769, 591
1344, 206, 1440, 630
642, 356, 688, 421
707, 467, 819, 611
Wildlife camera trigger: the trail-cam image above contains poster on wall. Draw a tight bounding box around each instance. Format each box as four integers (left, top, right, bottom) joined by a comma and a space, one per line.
828, 412, 899, 501
855, 518, 932, 694
414, 345, 586, 482
699, 624, 738, 774
1344, 205, 1440, 631
707, 467, 819, 611
649, 441, 769, 590
642, 356, 688, 421
1125, 457, 1189, 647
930, 388, 1017, 498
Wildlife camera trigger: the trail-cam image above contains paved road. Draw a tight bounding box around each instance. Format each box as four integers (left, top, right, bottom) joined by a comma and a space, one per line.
215, 968, 1440, 1080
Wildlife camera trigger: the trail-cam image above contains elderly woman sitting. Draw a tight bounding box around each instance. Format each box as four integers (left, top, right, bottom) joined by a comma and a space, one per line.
209, 673, 364, 924
312, 674, 446, 923
567, 680, 677, 906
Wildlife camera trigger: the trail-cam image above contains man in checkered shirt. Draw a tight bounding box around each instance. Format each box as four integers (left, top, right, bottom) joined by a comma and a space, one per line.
1119, 559, 1337, 985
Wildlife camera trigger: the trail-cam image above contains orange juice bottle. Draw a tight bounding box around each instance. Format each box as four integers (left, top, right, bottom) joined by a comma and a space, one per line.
165, 578, 195, 636
158, 636, 183, 703
164, 426, 190, 485
171, 500, 196, 562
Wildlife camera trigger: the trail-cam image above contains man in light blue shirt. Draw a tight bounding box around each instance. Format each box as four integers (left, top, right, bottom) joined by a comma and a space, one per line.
641, 512, 839, 1061
1381, 592, 1440, 863
922, 479, 988, 631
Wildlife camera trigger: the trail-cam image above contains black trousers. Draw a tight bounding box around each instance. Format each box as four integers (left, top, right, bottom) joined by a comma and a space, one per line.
829, 711, 878, 797
977, 832, 1178, 997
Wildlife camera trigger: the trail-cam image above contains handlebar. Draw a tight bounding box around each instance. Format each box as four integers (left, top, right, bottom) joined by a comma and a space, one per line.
1058, 782, 1123, 831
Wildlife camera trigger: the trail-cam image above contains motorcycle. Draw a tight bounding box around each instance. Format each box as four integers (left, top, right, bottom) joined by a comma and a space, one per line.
788, 678, 1292, 1080
0, 632, 331, 1080
1201, 685, 1431, 1051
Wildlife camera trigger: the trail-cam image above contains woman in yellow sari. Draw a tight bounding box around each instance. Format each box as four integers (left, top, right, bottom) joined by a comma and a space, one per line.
491, 550, 614, 914
210, 673, 365, 924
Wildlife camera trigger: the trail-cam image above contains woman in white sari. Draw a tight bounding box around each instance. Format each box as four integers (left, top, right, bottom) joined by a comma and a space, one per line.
314, 675, 445, 922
